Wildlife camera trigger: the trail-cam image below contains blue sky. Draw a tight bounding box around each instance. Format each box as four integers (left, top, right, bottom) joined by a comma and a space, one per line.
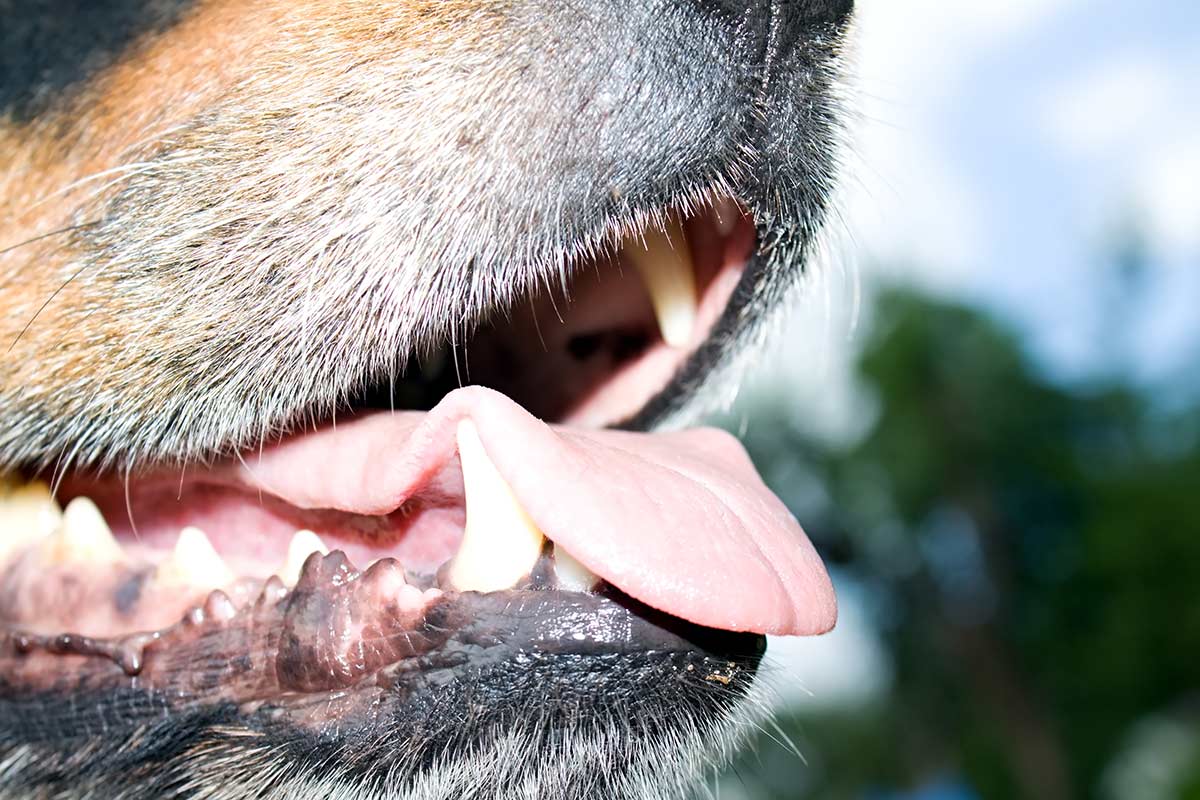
742, 0, 1200, 715
842, 0, 1200, 385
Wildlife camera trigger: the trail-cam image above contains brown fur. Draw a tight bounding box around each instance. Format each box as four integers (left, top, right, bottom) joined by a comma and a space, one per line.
4, 1, 527, 468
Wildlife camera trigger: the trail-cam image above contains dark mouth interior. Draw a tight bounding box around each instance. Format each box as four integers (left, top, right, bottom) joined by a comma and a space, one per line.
347, 199, 757, 425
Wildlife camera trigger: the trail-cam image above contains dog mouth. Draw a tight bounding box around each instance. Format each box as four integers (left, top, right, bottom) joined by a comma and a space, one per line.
0, 196, 834, 749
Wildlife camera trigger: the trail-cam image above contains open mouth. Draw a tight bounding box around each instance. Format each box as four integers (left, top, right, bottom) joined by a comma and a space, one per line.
0, 196, 834, 743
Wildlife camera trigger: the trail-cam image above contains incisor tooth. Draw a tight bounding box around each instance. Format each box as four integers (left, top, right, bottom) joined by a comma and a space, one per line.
623, 213, 698, 348
157, 527, 234, 588
42, 497, 123, 565
446, 419, 545, 593
279, 530, 329, 586
553, 544, 601, 592
0, 482, 63, 554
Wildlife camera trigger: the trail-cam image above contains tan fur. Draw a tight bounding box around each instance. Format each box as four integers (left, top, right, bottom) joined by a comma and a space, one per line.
3, 1, 515, 465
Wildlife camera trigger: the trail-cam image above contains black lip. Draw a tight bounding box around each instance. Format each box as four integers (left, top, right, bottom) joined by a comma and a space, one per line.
1, 576, 764, 792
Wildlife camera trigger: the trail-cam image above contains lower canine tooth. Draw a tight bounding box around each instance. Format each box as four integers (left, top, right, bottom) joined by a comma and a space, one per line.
157, 527, 233, 588
42, 497, 123, 565
279, 530, 329, 586
623, 211, 698, 348
553, 544, 601, 592
447, 419, 545, 593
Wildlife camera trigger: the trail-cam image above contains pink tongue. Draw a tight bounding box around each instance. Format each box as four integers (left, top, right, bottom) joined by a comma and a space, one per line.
231, 386, 836, 636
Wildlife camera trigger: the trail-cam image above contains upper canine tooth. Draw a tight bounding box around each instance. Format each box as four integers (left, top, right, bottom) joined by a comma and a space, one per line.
446, 419, 545, 593
552, 544, 601, 592
279, 530, 329, 587
42, 497, 123, 565
157, 527, 234, 588
623, 212, 697, 348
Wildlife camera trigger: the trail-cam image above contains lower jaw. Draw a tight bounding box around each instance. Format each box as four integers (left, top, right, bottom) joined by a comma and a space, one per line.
0, 496, 770, 790
2, 577, 766, 791
2, 580, 764, 721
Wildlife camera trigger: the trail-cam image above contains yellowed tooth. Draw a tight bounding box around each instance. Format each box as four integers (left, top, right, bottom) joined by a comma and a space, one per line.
552, 544, 601, 592
278, 529, 329, 586
446, 419, 545, 594
156, 527, 234, 588
41, 497, 123, 565
0, 482, 63, 552
622, 212, 698, 348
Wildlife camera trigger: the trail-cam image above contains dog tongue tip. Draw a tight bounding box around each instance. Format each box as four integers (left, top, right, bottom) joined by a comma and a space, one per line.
464, 396, 836, 636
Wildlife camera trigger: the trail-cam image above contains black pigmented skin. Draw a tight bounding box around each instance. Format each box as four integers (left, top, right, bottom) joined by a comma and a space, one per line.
0, 588, 764, 794
0, 0, 195, 123
274, 592, 765, 787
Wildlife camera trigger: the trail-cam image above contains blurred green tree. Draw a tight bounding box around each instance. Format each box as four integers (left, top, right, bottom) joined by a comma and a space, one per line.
724, 287, 1200, 800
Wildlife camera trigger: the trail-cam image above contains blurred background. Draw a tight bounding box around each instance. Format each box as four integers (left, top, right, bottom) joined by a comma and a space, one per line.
714, 1, 1200, 798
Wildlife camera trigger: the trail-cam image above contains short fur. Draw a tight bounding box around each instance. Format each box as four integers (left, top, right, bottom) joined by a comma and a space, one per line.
0, 1, 854, 797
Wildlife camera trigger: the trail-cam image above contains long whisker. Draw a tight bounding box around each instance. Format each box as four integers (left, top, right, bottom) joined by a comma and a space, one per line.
6, 256, 96, 353
0, 220, 97, 259
123, 465, 141, 541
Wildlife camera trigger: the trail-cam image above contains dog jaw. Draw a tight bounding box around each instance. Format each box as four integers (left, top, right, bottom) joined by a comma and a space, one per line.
0, 1, 855, 798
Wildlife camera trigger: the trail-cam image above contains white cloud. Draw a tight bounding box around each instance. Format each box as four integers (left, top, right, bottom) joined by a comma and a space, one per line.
840, 125, 985, 293
1041, 54, 1176, 158
852, 0, 1083, 90
1040, 50, 1200, 261
836, 3, 997, 295
837, 0, 1090, 298
953, 0, 1085, 38
1138, 139, 1200, 255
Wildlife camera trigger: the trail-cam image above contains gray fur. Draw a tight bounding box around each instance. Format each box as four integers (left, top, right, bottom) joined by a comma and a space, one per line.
0, 668, 777, 800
